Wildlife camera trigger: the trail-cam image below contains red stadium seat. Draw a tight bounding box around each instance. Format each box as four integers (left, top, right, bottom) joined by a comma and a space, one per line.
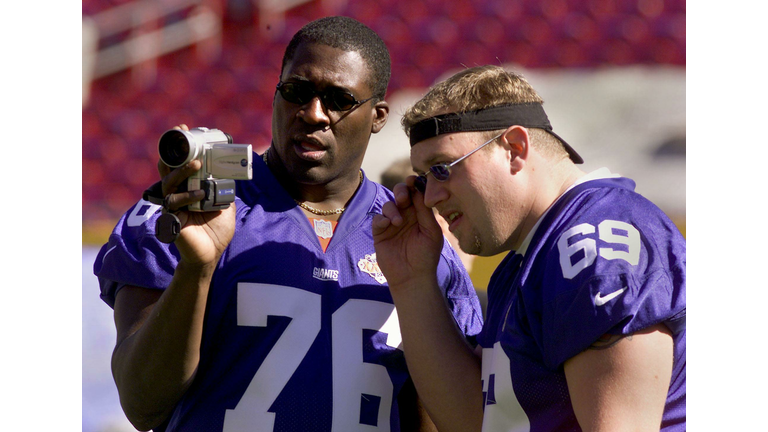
82, 0, 686, 225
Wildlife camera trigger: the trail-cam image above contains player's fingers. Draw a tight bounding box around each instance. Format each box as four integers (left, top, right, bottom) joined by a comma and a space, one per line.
161, 159, 202, 196
163, 189, 205, 212
380, 200, 404, 227
406, 178, 444, 237
410, 186, 432, 215
157, 159, 171, 177
392, 182, 414, 208
371, 213, 392, 235
414, 203, 442, 239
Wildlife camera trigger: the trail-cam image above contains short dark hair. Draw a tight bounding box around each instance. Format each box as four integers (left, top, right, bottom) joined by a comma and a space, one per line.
281, 16, 391, 102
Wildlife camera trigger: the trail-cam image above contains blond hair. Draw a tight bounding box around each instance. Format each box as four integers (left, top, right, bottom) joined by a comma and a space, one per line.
402, 65, 567, 160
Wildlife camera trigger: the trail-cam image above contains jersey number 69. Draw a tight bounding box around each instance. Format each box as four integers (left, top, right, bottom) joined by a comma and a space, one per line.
557, 220, 641, 279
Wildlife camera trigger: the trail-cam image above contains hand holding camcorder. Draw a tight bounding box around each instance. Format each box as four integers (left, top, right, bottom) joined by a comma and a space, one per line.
143, 126, 252, 243
158, 127, 253, 211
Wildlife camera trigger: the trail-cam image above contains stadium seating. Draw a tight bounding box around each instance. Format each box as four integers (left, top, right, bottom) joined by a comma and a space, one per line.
82, 0, 685, 234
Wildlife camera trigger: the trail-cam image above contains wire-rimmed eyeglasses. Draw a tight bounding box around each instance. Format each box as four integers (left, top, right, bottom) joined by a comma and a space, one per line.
414, 133, 504, 194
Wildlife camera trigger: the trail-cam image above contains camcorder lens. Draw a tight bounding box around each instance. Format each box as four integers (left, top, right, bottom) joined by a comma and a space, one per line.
159, 130, 192, 167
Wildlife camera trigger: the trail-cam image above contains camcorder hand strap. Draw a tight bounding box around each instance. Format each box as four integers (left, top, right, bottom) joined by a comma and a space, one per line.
143, 181, 182, 244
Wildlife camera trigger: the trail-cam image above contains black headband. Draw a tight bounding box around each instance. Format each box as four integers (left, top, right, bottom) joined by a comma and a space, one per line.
408, 103, 583, 164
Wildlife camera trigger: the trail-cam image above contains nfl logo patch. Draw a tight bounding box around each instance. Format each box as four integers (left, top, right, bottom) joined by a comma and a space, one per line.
313, 219, 334, 239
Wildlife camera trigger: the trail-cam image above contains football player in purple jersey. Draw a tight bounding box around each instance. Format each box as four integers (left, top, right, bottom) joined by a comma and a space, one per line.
94, 17, 482, 432
373, 65, 685, 432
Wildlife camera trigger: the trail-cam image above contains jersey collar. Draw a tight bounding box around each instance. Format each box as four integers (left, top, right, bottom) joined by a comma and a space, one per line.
517, 168, 619, 256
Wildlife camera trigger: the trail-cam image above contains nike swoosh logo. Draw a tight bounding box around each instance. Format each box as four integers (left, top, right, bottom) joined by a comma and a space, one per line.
101, 245, 117, 264
594, 287, 627, 306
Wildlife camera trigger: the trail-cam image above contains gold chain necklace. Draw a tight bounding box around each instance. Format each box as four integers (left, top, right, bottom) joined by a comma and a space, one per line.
262, 150, 363, 216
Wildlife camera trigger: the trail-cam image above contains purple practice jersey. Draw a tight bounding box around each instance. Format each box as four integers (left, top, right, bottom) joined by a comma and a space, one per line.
94, 156, 483, 432
477, 172, 685, 431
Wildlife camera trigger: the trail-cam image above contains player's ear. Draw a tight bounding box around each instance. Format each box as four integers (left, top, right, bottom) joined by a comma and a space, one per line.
371, 100, 389, 134
498, 126, 529, 174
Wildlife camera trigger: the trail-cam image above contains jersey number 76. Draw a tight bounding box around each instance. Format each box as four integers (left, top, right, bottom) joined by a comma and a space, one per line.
223, 283, 403, 431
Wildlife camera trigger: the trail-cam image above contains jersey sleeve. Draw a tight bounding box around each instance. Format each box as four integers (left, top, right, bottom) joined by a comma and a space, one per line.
368, 181, 483, 339
534, 186, 686, 369
93, 199, 180, 308
436, 238, 484, 339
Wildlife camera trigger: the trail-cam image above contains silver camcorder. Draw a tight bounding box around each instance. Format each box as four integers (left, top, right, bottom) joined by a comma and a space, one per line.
158, 127, 252, 211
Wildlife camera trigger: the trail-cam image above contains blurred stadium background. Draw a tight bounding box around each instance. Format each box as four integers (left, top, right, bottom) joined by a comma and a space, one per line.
82, 0, 685, 430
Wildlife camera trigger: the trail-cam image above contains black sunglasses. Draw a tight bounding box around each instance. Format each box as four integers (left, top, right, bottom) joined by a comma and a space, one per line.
276, 81, 374, 112
414, 133, 503, 194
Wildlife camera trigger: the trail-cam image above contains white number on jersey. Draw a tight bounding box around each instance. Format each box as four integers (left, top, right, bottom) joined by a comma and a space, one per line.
223, 284, 321, 431
126, 199, 161, 227
332, 300, 402, 431
481, 342, 530, 431
557, 219, 641, 279
223, 283, 402, 431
